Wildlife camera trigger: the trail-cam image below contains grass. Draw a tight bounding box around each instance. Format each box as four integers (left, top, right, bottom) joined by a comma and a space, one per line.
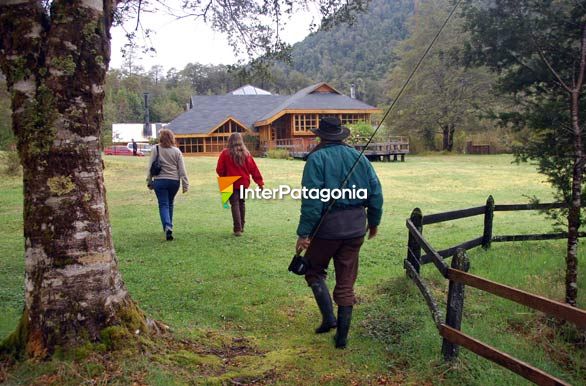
0, 154, 585, 385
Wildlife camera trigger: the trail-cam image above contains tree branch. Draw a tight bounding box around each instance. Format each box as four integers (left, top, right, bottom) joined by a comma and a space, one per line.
135, 0, 142, 31
531, 33, 572, 93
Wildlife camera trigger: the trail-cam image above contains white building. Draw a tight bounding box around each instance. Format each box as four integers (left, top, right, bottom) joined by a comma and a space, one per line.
112, 123, 165, 143
228, 84, 272, 95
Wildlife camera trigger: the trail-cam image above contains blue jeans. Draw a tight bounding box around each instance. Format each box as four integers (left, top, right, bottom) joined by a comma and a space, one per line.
154, 179, 180, 231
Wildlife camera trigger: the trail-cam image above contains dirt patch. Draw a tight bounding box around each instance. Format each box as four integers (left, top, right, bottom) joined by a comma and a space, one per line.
204, 337, 265, 360
227, 368, 278, 385
168, 335, 266, 367
149, 332, 278, 384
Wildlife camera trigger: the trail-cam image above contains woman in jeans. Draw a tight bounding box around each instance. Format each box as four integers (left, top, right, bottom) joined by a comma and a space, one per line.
147, 129, 189, 240
216, 133, 264, 236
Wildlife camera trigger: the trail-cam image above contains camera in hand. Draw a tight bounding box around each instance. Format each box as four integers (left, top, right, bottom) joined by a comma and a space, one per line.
288, 253, 311, 275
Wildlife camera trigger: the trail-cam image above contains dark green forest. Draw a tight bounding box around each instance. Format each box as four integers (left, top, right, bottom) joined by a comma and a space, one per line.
0, 0, 513, 152
289, 0, 414, 105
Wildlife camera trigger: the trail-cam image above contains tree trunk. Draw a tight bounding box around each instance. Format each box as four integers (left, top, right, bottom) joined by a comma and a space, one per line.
0, 1, 145, 358
447, 124, 455, 152
566, 89, 583, 307
442, 124, 455, 152
442, 125, 449, 151
564, 24, 586, 307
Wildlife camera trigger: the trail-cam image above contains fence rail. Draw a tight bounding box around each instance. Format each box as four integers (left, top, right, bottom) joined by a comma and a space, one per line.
422, 206, 486, 225
446, 268, 586, 328
438, 325, 570, 386
404, 195, 586, 385
420, 237, 483, 264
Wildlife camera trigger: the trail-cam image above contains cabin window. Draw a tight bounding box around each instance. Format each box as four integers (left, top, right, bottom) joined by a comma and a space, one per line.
214, 120, 247, 134
293, 114, 318, 134
205, 136, 231, 153
177, 137, 204, 153
340, 114, 368, 125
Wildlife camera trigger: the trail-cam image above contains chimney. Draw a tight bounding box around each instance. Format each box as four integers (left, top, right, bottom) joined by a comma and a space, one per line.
143, 92, 150, 138
350, 83, 356, 99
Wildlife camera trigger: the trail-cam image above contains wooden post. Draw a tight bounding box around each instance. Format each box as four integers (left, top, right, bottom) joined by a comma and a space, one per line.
482, 195, 495, 250
401, 154, 405, 162
407, 208, 423, 274
442, 248, 470, 361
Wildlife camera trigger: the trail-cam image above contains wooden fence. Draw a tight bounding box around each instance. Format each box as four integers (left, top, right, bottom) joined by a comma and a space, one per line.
404, 195, 586, 386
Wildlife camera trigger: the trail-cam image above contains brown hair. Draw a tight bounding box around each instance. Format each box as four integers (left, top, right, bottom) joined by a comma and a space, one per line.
228, 133, 250, 166
159, 129, 176, 148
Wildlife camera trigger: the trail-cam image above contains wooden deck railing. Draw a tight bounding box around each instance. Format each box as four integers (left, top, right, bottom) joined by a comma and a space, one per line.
261, 138, 317, 154
261, 136, 410, 160
404, 195, 586, 385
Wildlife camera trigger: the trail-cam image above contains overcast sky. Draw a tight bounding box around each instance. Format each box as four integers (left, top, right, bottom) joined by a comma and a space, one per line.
109, 6, 318, 72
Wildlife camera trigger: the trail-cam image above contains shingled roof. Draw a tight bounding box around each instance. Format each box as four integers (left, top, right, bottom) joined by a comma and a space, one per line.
255, 82, 379, 124
168, 95, 287, 135
167, 82, 378, 135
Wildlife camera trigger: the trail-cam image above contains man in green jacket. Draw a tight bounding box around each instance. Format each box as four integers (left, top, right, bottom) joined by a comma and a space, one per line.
296, 116, 383, 349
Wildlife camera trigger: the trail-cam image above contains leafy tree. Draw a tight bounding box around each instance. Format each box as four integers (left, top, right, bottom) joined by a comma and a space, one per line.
460, 0, 586, 306
386, 0, 498, 152
0, 0, 369, 358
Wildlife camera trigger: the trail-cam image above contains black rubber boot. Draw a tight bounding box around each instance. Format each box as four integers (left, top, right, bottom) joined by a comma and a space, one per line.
310, 280, 337, 334
334, 305, 353, 349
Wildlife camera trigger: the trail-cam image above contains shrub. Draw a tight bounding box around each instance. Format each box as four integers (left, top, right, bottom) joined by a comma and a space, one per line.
266, 149, 291, 159
1, 150, 21, 176
347, 121, 375, 144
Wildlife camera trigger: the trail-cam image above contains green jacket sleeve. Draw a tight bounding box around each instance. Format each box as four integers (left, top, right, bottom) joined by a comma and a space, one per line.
296, 154, 325, 237
366, 163, 383, 227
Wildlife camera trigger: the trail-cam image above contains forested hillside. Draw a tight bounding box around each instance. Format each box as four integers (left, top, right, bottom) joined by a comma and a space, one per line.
289, 0, 413, 105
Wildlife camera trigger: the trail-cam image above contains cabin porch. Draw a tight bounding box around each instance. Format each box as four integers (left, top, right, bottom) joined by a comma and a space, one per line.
261, 136, 410, 160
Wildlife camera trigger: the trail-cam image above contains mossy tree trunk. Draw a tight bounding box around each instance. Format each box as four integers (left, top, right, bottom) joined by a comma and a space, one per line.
0, 0, 146, 358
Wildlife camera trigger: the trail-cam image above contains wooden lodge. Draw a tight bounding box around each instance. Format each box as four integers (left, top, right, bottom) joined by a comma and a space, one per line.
167, 83, 385, 157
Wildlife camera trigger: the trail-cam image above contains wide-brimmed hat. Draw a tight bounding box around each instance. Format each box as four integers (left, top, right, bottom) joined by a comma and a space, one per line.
310, 117, 350, 141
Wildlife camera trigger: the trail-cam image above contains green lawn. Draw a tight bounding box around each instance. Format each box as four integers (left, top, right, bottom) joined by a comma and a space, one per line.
0, 154, 584, 385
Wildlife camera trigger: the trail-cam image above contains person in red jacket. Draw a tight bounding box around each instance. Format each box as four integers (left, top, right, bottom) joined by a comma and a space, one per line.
216, 133, 264, 236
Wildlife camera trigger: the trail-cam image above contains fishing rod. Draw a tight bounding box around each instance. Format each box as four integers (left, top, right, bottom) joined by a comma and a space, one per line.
292, 0, 463, 266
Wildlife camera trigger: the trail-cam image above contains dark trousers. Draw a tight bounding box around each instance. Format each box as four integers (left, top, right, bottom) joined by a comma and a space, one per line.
229, 194, 246, 232
304, 236, 365, 306
154, 179, 180, 231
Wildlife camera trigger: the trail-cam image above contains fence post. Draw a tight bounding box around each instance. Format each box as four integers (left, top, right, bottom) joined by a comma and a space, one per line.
407, 208, 423, 274
482, 195, 494, 250
442, 248, 470, 361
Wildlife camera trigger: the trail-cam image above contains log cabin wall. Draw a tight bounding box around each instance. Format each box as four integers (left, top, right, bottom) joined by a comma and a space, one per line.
258, 112, 373, 154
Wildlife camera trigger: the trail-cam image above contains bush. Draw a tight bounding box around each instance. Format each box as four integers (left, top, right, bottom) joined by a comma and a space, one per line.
266, 149, 291, 159
347, 121, 375, 144
1, 150, 21, 176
